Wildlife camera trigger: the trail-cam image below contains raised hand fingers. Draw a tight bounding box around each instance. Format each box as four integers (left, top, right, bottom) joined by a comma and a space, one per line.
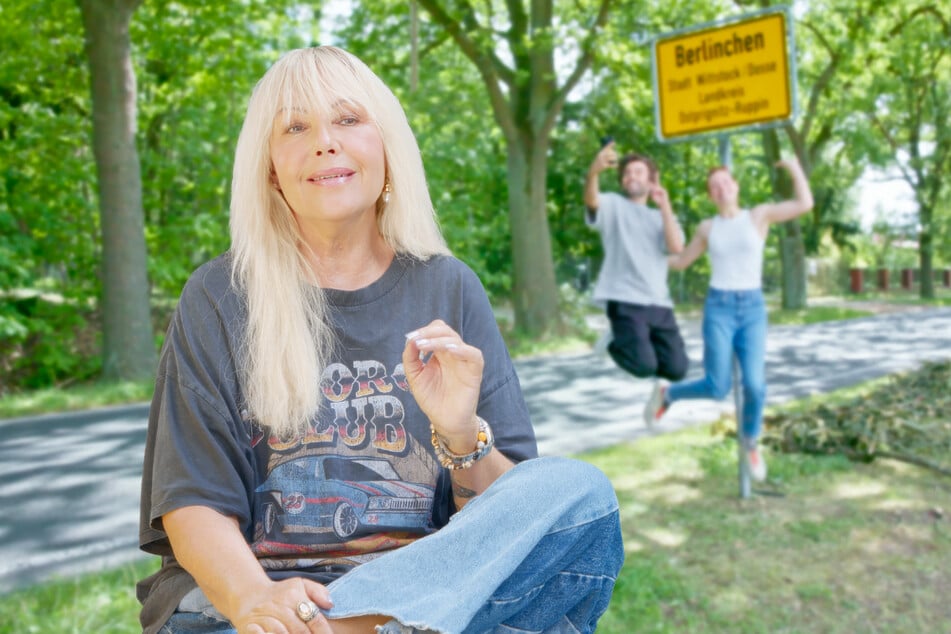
403, 321, 484, 393
402, 320, 484, 438
404, 321, 479, 365
593, 142, 617, 170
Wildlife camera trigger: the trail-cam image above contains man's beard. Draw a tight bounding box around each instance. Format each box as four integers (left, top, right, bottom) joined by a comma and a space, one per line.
624, 182, 648, 199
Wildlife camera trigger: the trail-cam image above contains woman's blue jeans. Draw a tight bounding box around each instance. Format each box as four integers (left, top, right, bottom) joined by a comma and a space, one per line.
667, 288, 767, 442
160, 457, 623, 634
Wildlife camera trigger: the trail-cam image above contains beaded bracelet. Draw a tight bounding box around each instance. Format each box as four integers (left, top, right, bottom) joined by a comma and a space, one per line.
430, 416, 495, 470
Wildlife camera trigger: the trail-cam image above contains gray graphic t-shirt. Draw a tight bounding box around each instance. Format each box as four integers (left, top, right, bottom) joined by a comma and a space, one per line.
586, 191, 676, 308
137, 252, 536, 633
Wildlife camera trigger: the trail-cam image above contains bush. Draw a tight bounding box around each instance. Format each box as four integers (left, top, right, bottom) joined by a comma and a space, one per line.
0, 293, 101, 394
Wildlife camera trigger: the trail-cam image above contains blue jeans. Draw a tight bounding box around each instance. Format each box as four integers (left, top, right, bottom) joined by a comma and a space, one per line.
160, 457, 623, 634
666, 288, 767, 442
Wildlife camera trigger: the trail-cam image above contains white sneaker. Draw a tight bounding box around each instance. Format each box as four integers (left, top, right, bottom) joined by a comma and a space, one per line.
643, 380, 669, 428
746, 445, 767, 482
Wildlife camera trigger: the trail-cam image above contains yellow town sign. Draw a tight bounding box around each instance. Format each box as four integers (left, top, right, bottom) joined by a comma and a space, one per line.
652, 10, 794, 141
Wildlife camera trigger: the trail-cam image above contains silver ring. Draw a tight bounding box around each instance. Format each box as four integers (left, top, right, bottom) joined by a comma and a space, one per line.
296, 600, 319, 622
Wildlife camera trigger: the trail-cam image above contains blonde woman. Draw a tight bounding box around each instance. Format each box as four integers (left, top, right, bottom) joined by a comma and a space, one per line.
645, 158, 813, 481
138, 47, 622, 634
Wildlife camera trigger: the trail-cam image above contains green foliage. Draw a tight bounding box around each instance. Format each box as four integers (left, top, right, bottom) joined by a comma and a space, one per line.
847, 217, 920, 269
132, 0, 314, 298
0, 1, 102, 394
763, 360, 951, 477
2, 0, 948, 391
0, 293, 101, 393
0, 1, 101, 386
845, 2, 951, 292
0, 0, 312, 392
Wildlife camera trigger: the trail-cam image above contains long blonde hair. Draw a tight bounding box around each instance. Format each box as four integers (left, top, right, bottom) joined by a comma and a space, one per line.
229, 46, 449, 436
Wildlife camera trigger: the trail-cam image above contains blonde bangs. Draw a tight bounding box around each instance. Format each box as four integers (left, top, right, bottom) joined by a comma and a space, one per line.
267, 48, 383, 143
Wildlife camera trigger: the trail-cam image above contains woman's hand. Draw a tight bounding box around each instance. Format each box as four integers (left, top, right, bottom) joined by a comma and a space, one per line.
775, 155, 798, 171
232, 577, 334, 634
754, 156, 813, 226
164, 507, 335, 634
402, 319, 484, 454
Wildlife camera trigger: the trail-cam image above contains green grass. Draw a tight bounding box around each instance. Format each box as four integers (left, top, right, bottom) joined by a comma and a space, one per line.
0, 379, 153, 420
590, 425, 951, 633
767, 304, 872, 325
684, 298, 875, 326
503, 330, 599, 358
0, 558, 158, 634
4, 372, 949, 633
844, 287, 951, 307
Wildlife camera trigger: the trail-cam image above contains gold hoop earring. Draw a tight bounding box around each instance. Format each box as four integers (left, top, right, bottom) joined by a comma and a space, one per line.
382, 181, 392, 205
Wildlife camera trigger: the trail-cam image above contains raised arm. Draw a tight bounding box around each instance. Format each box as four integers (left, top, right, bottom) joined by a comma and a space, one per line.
584, 141, 617, 213
649, 174, 684, 253
667, 219, 711, 271
752, 157, 814, 230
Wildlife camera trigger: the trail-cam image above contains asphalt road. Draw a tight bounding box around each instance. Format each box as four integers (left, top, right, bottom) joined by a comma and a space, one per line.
1, 307, 949, 595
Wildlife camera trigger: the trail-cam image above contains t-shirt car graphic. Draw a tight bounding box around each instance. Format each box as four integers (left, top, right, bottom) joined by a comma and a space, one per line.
255, 455, 434, 543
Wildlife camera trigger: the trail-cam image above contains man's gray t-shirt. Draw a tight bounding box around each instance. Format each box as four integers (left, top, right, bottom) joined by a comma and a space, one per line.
137, 252, 537, 633
586, 191, 675, 308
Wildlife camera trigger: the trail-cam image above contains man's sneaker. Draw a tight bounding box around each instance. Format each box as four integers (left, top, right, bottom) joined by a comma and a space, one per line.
746, 445, 767, 482
643, 381, 668, 427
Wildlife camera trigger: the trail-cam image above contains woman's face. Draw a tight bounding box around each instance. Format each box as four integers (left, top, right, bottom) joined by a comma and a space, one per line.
269, 100, 385, 230
707, 169, 739, 208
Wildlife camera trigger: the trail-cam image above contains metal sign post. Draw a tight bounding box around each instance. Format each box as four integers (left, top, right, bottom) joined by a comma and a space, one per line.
649, 7, 797, 497
718, 135, 751, 499
734, 357, 751, 498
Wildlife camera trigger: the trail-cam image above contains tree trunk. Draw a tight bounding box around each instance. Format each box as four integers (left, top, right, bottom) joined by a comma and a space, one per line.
78, 0, 156, 380
506, 132, 559, 335
414, 0, 611, 337
919, 204, 934, 299
763, 128, 807, 309
779, 224, 807, 308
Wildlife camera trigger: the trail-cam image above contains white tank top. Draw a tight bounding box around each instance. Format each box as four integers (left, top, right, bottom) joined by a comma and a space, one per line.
707, 210, 765, 290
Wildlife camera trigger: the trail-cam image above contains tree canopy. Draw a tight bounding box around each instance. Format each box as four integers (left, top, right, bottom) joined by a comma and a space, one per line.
0, 0, 947, 393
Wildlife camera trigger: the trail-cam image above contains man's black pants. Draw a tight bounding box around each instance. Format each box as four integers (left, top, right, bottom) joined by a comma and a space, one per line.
606, 301, 688, 381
